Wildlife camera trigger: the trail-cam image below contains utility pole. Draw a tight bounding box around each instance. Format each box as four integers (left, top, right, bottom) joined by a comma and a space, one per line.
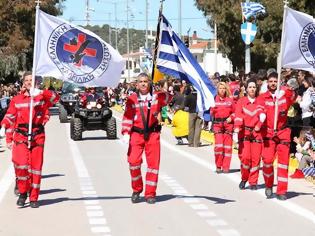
107, 13, 112, 45
114, 2, 118, 50
85, 0, 90, 26
245, 0, 251, 73
127, 0, 130, 82
145, 0, 149, 48
214, 21, 218, 73
178, 0, 182, 38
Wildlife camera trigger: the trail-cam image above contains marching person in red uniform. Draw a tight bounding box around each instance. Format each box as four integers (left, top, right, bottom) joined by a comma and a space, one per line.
210, 82, 235, 173
258, 72, 297, 200
234, 78, 266, 190
121, 73, 172, 204
0, 72, 59, 208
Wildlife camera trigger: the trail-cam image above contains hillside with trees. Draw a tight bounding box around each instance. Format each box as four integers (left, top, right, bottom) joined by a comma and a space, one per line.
195, 0, 315, 72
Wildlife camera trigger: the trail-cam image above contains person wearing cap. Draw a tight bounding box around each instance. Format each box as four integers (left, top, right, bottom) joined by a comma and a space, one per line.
258, 71, 297, 200
0, 71, 59, 208
121, 73, 172, 204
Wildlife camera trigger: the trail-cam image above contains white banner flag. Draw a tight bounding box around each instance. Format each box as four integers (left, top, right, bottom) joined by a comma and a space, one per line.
282, 7, 315, 72
35, 10, 125, 87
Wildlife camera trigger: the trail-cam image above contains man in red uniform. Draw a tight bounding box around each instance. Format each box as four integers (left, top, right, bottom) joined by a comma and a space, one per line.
234, 78, 266, 190
258, 72, 297, 200
121, 73, 172, 204
0, 72, 59, 208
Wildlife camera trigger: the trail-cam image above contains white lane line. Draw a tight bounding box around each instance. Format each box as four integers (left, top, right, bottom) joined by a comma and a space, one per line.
160, 173, 239, 235
0, 165, 15, 204
66, 125, 112, 234
160, 139, 315, 225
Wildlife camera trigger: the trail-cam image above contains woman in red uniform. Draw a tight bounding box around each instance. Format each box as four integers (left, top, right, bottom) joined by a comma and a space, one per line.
210, 82, 235, 173
234, 78, 266, 190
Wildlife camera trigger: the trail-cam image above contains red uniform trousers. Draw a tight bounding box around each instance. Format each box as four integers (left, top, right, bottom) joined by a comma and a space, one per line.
213, 122, 233, 171
127, 131, 160, 199
238, 128, 262, 186
261, 128, 291, 195
13, 130, 45, 202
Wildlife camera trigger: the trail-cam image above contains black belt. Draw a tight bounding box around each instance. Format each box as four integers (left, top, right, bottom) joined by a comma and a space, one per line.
263, 137, 290, 145
239, 137, 263, 143
18, 124, 44, 129
244, 126, 254, 131
15, 126, 45, 138
213, 117, 228, 123
131, 125, 162, 135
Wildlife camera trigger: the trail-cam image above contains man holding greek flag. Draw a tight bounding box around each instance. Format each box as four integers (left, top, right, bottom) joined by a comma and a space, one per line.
156, 15, 216, 113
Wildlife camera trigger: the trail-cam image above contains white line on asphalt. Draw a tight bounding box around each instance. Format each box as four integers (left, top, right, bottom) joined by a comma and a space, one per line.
160, 139, 315, 225
217, 229, 242, 236
160, 174, 240, 235
0, 165, 14, 204
66, 125, 112, 235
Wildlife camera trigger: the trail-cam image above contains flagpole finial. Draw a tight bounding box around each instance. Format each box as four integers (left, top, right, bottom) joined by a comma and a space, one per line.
283, 0, 289, 7
35, 0, 41, 7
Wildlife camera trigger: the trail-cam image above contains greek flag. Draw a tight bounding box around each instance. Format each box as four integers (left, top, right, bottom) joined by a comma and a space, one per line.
241, 2, 266, 20
156, 15, 216, 111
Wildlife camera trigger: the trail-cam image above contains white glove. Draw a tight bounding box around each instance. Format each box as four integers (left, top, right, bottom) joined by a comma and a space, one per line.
274, 90, 285, 99
29, 88, 42, 96
0, 127, 5, 137
122, 134, 130, 144
233, 132, 238, 144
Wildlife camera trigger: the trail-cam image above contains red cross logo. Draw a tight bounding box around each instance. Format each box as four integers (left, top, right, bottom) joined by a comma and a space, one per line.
63, 33, 97, 67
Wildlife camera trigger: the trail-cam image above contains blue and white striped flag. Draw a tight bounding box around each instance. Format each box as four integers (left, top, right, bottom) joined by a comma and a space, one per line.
241, 2, 266, 20
156, 15, 217, 111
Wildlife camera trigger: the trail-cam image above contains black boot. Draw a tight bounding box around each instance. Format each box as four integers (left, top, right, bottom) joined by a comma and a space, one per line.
276, 194, 287, 201
250, 185, 257, 190
146, 197, 156, 204
30, 201, 40, 208
131, 192, 141, 204
265, 188, 273, 199
16, 193, 27, 207
239, 181, 246, 190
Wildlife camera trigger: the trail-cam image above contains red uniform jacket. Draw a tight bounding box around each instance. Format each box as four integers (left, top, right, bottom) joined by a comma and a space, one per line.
257, 87, 295, 131
1, 89, 59, 141
210, 96, 235, 121
122, 91, 172, 135
234, 96, 265, 130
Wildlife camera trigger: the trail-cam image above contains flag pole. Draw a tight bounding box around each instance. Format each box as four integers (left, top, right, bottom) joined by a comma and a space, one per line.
274, 0, 289, 132
28, 0, 41, 148
151, 0, 164, 84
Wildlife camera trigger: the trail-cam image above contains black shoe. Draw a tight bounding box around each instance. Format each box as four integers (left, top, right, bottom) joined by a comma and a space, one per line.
30, 201, 39, 208
239, 181, 246, 190
276, 194, 287, 201
131, 192, 141, 204
250, 185, 257, 190
177, 139, 184, 145
265, 188, 273, 199
16, 193, 27, 207
146, 197, 156, 204
216, 168, 223, 174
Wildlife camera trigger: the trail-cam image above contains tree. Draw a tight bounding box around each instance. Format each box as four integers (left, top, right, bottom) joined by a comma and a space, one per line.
194, 0, 315, 72
0, 0, 64, 83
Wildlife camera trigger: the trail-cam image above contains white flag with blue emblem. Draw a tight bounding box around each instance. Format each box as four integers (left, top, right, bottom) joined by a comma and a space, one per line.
282, 7, 315, 72
156, 15, 216, 111
35, 10, 125, 87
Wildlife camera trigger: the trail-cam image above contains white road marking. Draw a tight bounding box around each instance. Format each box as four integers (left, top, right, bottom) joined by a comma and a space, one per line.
0, 165, 14, 204
197, 211, 217, 217
207, 219, 228, 226
66, 125, 112, 234
217, 229, 241, 236
160, 139, 315, 225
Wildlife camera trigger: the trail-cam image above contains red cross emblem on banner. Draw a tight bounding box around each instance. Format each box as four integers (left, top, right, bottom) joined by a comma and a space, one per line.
63, 33, 97, 67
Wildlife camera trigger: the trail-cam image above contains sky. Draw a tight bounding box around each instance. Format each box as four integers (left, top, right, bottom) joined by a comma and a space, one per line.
61, 0, 213, 39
